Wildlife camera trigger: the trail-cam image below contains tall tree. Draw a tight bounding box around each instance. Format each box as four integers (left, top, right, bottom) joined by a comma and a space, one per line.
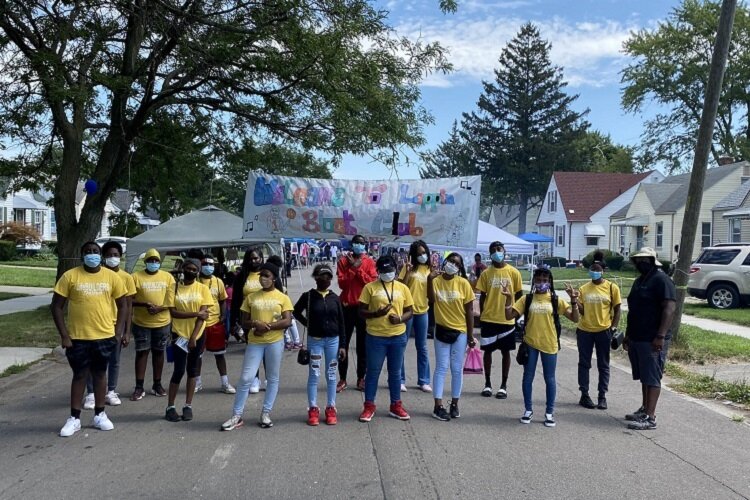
461, 22, 589, 233
419, 121, 471, 179
0, 1, 451, 278
571, 131, 636, 173
622, 0, 750, 170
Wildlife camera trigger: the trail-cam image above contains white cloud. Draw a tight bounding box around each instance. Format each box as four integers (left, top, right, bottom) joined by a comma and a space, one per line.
395, 14, 640, 88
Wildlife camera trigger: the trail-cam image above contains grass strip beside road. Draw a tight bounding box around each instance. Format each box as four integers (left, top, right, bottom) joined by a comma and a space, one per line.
0, 306, 59, 348
5, 258, 59, 268
682, 303, 750, 327
0, 292, 29, 301
0, 266, 56, 288
666, 362, 750, 408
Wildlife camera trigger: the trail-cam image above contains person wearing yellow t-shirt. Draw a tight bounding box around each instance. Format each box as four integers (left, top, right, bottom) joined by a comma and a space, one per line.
427, 253, 476, 422
576, 260, 622, 410
165, 258, 213, 423
83, 241, 136, 410
397, 240, 432, 393
357, 255, 414, 423
130, 248, 176, 401
52, 241, 128, 438
502, 268, 579, 428
476, 241, 523, 400
222, 263, 292, 431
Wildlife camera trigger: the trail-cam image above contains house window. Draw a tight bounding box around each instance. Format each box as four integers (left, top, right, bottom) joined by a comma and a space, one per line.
730, 219, 742, 243
50, 210, 56, 237
548, 191, 557, 212
586, 237, 599, 246
556, 225, 565, 247
619, 226, 626, 250
34, 211, 42, 234
701, 222, 711, 248
655, 222, 663, 248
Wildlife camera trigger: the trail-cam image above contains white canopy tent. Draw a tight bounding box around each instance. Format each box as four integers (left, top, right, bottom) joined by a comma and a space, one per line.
125, 206, 276, 271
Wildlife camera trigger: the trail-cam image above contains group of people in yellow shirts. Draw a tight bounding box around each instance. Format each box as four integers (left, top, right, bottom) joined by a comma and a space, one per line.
52, 237, 621, 437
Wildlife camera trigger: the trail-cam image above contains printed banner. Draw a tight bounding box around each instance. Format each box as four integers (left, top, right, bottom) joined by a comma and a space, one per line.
243, 172, 481, 248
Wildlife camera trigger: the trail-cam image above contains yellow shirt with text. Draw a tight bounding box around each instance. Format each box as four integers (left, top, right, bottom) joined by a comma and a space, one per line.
241, 288, 294, 344
578, 280, 621, 332
360, 280, 414, 337
199, 276, 228, 327
53, 267, 127, 340
110, 269, 136, 325
433, 275, 475, 332
476, 265, 523, 325
513, 293, 570, 354
398, 264, 430, 314
132, 270, 176, 328
171, 281, 214, 339
243, 272, 262, 297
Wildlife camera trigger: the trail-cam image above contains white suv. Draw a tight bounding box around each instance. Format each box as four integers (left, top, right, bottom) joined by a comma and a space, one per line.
688, 244, 750, 309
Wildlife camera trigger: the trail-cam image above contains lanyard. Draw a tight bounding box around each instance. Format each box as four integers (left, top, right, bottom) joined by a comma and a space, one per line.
380, 280, 394, 304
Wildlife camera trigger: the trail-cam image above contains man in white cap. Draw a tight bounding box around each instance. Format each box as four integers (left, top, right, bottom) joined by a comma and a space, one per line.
624, 247, 676, 430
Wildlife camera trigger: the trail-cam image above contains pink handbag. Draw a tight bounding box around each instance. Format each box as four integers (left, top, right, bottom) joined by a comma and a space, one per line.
463, 347, 483, 375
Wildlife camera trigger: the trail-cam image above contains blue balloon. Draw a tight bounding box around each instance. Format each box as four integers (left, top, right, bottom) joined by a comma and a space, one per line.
84, 179, 98, 195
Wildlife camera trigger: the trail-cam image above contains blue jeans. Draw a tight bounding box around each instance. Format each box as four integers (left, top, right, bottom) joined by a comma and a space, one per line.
233, 340, 283, 415
365, 332, 407, 404
522, 345, 557, 414
86, 341, 122, 393
308, 336, 339, 408
432, 333, 468, 400
400, 313, 430, 386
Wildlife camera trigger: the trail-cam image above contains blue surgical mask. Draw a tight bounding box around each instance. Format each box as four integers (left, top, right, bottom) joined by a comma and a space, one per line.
352, 243, 366, 255
201, 265, 214, 276
83, 254, 101, 268
589, 271, 602, 281
379, 272, 396, 282
535, 282, 550, 293
417, 254, 428, 264
491, 251, 505, 263
443, 262, 459, 276
146, 262, 161, 273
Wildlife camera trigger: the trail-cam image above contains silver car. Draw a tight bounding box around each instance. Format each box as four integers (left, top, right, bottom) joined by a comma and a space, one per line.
687, 244, 750, 309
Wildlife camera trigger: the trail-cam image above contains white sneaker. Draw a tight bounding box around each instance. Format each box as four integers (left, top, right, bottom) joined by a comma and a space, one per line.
520, 410, 533, 424
400, 384, 408, 392
221, 383, 237, 394
419, 384, 432, 393
93, 411, 114, 431
105, 391, 121, 406
60, 416, 81, 437
195, 382, 203, 393
249, 377, 260, 394
259, 412, 273, 428
82, 393, 95, 410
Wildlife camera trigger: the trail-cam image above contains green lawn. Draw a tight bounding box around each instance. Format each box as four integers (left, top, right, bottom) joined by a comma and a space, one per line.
0, 292, 29, 301
682, 303, 750, 327
0, 306, 59, 348
666, 362, 750, 406
6, 258, 59, 268
0, 267, 56, 287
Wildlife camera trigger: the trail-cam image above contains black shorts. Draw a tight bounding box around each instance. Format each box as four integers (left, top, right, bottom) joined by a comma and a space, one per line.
628, 340, 669, 387
66, 337, 117, 376
480, 323, 516, 352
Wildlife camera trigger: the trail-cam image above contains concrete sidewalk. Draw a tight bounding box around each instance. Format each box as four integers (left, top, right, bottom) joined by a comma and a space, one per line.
0, 347, 51, 374
0, 293, 51, 315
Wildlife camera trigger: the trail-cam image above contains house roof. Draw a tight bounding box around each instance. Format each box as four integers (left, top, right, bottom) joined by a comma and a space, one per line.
610, 203, 630, 219
553, 171, 654, 222
642, 183, 680, 213
653, 162, 746, 214
713, 181, 750, 210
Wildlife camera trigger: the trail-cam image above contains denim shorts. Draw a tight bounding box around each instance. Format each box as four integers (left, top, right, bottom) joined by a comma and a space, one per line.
66, 338, 117, 375
628, 340, 669, 387
132, 324, 171, 352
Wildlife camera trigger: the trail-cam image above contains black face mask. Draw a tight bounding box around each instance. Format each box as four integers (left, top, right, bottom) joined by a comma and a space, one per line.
183, 271, 198, 281
248, 262, 261, 271
635, 261, 655, 275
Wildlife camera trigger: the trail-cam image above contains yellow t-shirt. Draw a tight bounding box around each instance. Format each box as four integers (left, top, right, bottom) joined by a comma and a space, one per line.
433, 275, 475, 332
109, 269, 136, 325
199, 276, 228, 327
359, 280, 414, 337
132, 270, 176, 328
398, 264, 430, 314
172, 281, 214, 339
476, 265, 523, 325
240, 288, 294, 344
513, 293, 570, 354
243, 272, 262, 296
53, 267, 127, 340
578, 280, 621, 332
316, 289, 330, 298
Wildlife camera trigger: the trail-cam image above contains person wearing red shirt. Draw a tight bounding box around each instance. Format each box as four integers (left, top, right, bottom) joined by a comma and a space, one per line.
336, 234, 377, 392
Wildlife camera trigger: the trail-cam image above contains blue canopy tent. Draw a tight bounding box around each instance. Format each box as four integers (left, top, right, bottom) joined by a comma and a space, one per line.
518, 232, 554, 243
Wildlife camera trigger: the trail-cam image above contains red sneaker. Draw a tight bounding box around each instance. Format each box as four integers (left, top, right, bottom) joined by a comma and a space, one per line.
307, 407, 320, 426
336, 380, 347, 393
325, 406, 338, 425
359, 401, 376, 422
389, 401, 410, 420
356, 378, 365, 391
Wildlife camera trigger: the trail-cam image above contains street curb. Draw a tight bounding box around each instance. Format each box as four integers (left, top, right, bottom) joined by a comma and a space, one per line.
0, 353, 63, 394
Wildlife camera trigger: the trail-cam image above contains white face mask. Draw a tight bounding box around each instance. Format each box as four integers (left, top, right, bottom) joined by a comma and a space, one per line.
379, 272, 396, 282
104, 256, 120, 268
417, 254, 428, 264
443, 262, 459, 276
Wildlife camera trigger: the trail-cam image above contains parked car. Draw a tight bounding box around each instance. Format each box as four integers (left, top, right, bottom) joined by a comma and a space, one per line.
96, 236, 128, 254
687, 243, 750, 309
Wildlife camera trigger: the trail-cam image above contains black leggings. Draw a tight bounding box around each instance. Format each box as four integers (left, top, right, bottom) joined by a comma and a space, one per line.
170, 334, 206, 385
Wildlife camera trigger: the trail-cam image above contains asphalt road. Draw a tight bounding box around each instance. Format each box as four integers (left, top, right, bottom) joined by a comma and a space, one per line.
1, 268, 749, 499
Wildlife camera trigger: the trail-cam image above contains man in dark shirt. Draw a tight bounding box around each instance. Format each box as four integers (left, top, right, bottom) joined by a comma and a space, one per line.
624, 247, 676, 430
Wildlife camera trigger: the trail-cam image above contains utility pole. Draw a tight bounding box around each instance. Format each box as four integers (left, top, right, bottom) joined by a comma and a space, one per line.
671, 0, 738, 343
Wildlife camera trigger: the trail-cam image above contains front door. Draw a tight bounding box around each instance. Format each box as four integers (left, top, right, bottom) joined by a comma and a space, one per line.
636, 226, 644, 250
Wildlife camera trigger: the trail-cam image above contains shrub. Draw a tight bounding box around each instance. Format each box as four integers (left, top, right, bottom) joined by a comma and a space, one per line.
541, 257, 567, 268
0, 222, 42, 245
0, 240, 17, 261
605, 254, 625, 270
582, 248, 617, 268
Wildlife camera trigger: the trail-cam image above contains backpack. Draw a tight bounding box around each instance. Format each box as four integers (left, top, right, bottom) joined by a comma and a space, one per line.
523, 291, 562, 349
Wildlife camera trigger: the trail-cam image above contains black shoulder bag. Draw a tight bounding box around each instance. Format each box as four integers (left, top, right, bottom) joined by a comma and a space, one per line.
297, 291, 311, 365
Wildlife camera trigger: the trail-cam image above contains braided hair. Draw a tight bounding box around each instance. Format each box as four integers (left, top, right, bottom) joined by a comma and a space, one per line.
445, 252, 468, 279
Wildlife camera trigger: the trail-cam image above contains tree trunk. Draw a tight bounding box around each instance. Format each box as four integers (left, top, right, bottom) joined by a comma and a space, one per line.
517, 191, 528, 234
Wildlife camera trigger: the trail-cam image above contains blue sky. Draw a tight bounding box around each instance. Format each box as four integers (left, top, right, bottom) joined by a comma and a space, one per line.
333, 0, 681, 180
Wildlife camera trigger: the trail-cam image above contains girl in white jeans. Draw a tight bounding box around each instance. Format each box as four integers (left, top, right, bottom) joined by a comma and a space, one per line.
427, 253, 476, 421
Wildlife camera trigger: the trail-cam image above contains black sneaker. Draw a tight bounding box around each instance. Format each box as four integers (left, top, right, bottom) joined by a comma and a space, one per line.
182, 406, 193, 421
151, 383, 167, 397
627, 415, 657, 430
165, 407, 180, 422
579, 393, 596, 409
432, 406, 450, 421
481, 385, 492, 397
625, 406, 646, 421
449, 403, 460, 419
597, 397, 608, 410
